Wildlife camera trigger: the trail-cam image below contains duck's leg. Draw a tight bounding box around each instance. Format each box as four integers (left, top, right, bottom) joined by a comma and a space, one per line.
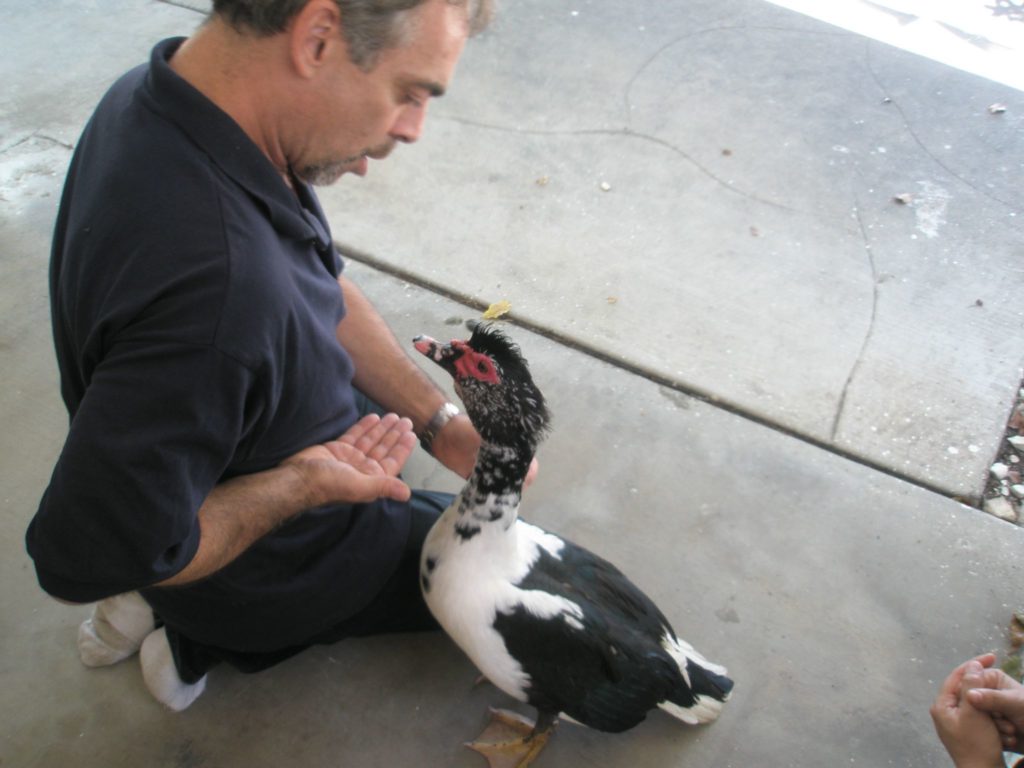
465, 708, 557, 768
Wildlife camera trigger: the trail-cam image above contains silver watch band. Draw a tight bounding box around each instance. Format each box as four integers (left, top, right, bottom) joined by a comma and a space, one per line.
420, 402, 460, 454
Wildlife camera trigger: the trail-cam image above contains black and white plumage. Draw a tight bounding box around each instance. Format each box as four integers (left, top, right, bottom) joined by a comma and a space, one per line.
413, 325, 732, 766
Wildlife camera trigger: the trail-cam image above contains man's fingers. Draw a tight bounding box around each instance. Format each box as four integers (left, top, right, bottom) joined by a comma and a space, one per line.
378, 431, 417, 477
347, 413, 407, 456
364, 416, 413, 463
361, 412, 399, 447
321, 423, 415, 476
380, 476, 412, 502
338, 413, 382, 446
349, 413, 394, 452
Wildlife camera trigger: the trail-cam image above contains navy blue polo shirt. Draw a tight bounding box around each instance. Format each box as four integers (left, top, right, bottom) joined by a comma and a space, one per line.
26, 38, 410, 651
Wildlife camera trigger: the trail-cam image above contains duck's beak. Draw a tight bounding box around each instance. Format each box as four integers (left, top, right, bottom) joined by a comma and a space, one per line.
413, 335, 459, 376
413, 334, 444, 359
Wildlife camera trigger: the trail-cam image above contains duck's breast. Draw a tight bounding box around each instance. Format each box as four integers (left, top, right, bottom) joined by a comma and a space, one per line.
421, 517, 583, 701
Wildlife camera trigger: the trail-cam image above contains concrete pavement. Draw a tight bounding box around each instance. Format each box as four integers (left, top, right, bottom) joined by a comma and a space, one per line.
2, 1, 1023, 767
321, 0, 1024, 499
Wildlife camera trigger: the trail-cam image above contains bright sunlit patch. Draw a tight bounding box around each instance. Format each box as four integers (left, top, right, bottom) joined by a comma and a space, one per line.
764, 0, 1024, 92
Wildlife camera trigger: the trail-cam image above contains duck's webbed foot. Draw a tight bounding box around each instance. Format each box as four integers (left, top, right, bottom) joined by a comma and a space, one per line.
465, 708, 557, 768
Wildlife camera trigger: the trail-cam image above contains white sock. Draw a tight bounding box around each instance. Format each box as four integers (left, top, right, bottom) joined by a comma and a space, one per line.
140, 627, 207, 712
78, 592, 156, 668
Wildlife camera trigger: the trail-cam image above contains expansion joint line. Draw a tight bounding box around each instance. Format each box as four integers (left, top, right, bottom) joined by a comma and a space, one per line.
337, 240, 982, 510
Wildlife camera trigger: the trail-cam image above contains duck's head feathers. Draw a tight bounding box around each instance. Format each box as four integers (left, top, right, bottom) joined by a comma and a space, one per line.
414, 324, 551, 449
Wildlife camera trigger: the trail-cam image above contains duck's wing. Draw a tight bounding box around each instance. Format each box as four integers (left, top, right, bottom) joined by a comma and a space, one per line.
496, 533, 687, 733
521, 525, 680, 640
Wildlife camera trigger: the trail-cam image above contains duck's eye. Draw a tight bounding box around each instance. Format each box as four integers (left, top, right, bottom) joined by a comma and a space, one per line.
454, 351, 500, 384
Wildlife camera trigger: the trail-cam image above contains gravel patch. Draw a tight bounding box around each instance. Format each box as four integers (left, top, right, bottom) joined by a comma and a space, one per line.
982, 382, 1024, 525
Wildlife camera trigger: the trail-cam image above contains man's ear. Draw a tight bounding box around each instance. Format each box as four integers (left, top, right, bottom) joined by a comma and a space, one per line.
288, 0, 342, 78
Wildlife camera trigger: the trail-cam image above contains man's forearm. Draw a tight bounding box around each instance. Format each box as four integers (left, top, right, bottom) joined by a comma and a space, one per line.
156, 464, 310, 588
155, 413, 415, 589
336, 275, 449, 432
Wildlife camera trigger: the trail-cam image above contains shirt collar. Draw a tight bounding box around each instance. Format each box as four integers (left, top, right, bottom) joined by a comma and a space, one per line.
142, 37, 332, 251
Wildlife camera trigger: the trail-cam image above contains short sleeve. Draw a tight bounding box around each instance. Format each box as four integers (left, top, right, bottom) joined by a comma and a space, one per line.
26, 339, 258, 602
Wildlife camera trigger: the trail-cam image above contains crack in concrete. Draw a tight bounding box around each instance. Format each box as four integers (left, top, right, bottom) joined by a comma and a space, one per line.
622, 23, 849, 128
0, 131, 73, 156
862, 40, 1020, 216
441, 116, 797, 213
831, 197, 881, 442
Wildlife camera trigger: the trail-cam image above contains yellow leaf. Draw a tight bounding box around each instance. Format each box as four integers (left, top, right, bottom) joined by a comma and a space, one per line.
483, 300, 512, 320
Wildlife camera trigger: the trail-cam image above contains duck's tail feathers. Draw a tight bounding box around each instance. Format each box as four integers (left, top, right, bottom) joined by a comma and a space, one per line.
658, 634, 734, 725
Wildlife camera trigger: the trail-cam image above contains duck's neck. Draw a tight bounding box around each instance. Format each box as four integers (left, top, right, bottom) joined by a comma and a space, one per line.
452, 441, 534, 540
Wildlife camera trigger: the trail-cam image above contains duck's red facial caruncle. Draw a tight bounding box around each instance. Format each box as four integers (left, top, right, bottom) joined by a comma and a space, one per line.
412, 334, 501, 385
451, 340, 501, 385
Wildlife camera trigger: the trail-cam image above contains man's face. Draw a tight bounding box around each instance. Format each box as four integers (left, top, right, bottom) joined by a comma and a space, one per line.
293, 0, 468, 185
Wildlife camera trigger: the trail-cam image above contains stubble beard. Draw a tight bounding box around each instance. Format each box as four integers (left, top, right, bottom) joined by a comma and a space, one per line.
296, 160, 349, 187
295, 140, 397, 187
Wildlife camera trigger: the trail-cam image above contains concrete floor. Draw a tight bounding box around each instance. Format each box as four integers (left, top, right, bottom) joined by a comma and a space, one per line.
2, 1, 1024, 767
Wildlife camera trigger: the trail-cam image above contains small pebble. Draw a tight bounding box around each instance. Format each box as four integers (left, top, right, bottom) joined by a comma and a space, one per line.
985, 496, 1018, 522
989, 103, 1007, 114
599, 181, 612, 192
1012, 485, 1024, 499
1008, 435, 1024, 449
992, 462, 1010, 480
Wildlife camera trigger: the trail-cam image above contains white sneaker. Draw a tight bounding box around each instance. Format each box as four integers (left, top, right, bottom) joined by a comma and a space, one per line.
140, 626, 207, 712
78, 592, 156, 668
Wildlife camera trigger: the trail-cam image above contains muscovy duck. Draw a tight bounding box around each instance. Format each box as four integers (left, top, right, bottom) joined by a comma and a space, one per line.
413, 325, 733, 768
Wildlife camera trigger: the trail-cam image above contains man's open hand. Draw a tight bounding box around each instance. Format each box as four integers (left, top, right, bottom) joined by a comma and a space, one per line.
284, 413, 417, 505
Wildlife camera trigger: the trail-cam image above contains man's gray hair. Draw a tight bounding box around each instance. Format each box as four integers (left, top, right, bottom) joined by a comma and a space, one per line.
211, 0, 493, 68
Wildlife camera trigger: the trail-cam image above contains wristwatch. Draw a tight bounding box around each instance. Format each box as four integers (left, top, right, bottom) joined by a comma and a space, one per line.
420, 402, 460, 455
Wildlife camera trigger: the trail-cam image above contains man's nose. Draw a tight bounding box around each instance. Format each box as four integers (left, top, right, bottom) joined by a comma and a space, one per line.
390, 103, 427, 144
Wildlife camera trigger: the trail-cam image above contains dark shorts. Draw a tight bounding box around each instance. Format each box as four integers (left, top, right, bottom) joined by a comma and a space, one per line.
165, 489, 450, 684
